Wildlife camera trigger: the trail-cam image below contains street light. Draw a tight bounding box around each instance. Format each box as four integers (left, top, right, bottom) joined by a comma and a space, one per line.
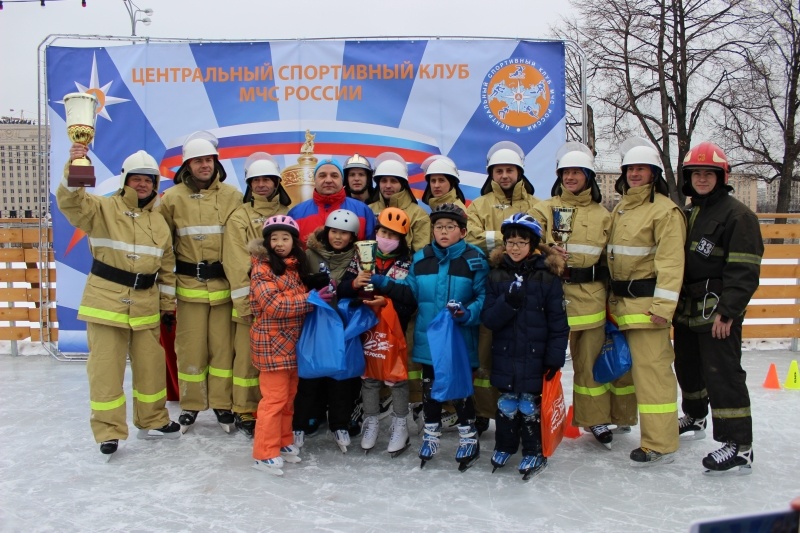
123, 0, 154, 37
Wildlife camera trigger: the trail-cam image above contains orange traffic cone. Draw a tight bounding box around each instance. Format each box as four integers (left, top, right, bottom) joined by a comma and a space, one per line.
763, 363, 781, 390
564, 405, 582, 438
784, 360, 800, 390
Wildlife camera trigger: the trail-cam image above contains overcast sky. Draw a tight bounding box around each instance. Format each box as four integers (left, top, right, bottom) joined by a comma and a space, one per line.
0, 0, 575, 117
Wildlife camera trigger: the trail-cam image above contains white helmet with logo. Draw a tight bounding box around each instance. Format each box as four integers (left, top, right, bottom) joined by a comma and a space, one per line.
120, 150, 159, 189
182, 130, 219, 163
373, 152, 409, 182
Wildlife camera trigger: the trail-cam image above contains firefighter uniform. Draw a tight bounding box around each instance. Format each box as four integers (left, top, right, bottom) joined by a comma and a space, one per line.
607, 184, 686, 454
673, 189, 762, 445
56, 165, 176, 443
159, 170, 242, 414
534, 189, 638, 428
223, 193, 289, 417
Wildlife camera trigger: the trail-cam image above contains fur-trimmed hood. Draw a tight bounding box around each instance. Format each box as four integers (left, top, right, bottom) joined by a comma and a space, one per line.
306, 228, 326, 254
248, 238, 269, 258
488, 243, 565, 277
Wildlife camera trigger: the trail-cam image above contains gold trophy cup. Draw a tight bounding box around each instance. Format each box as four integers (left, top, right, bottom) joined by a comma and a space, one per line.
551, 206, 577, 247
64, 92, 99, 187
355, 240, 378, 299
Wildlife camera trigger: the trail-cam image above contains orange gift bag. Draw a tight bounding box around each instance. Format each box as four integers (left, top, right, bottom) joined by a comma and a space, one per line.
541, 369, 568, 457
363, 299, 408, 382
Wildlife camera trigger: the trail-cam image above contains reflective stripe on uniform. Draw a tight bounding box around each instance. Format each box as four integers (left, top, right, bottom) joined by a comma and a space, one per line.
728, 252, 762, 265
179, 367, 209, 382
408, 370, 423, 380
486, 230, 499, 252
88, 237, 164, 258
230, 286, 250, 299
133, 388, 167, 403
90, 393, 126, 411
159, 284, 176, 296
608, 383, 635, 395
638, 401, 678, 414
566, 243, 604, 256
209, 366, 233, 378
176, 287, 232, 302
711, 406, 751, 419
567, 310, 606, 327
607, 244, 657, 256
473, 377, 491, 388
653, 288, 679, 301
129, 313, 160, 328
176, 225, 225, 237
574, 383, 609, 397
612, 313, 652, 326
233, 376, 259, 388
682, 388, 708, 400
78, 305, 129, 325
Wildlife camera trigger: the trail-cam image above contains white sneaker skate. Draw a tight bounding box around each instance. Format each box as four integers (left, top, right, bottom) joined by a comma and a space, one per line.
332, 429, 350, 453
280, 444, 302, 463
387, 416, 410, 458
252, 456, 284, 476
361, 416, 379, 452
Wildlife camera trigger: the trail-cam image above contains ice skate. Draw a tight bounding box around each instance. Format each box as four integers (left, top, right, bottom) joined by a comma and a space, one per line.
441, 409, 459, 431
612, 425, 632, 434
378, 394, 394, 421
99, 439, 119, 462
678, 415, 707, 441
280, 444, 302, 464
293, 430, 305, 448
178, 410, 198, 433
588, 424, 613, 450
213, 409, 236, 433
418, 422, 441, 468
475, 416, 490, 437
455, 424, 480, 472
387, 416, 410, 458
630, 446, 675, 467
252, 456, 284, 476
361, 415, 379, 453
702, 442, 752, 476
234, 413, 256, 439
348, 401, 364, 437
137, 421, 181, 440
332, 429, 351, 453
519, 454, 547, 480
491, 450, 512, 473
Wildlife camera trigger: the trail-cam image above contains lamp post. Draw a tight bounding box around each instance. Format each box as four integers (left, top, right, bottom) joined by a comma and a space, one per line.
123, 0, 153, 37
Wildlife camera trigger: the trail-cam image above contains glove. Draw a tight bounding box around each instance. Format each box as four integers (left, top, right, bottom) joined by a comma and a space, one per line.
453, 308, 471, 324
543, 366, 559, 382
301, 272, 330, 290
318, 285, 335, 304
161, 312, 176, 332
370, 274, 387, 288
506, 287, 524, 310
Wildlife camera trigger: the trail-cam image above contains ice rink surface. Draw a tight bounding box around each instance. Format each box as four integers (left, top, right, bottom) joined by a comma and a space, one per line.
1, 343, 799, 533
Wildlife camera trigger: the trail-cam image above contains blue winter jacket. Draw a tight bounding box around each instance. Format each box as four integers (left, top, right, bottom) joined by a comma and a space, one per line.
481, 251, 569, 394
379, 239, 488, 368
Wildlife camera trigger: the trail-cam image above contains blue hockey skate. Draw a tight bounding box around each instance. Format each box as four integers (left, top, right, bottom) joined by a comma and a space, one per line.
519, 454, 547, 480
455, 424, 480, 472
491, 450, 512, 473
419, 423, 441, 468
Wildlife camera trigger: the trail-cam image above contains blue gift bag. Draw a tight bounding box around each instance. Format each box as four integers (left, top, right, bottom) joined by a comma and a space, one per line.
427, 309, 474, 402
330, 299, 378, 380
592, 321, 632, 384
296, 290, 346, 379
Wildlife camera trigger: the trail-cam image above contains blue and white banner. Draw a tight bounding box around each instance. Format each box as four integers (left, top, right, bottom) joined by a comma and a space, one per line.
46, 39, 566, 352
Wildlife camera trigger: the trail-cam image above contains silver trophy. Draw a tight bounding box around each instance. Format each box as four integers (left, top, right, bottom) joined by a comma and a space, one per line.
551, 206, 577, 247
354, 240, 378, 299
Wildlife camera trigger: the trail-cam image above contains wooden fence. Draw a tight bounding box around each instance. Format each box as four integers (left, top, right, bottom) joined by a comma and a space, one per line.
0, 215, 798, 356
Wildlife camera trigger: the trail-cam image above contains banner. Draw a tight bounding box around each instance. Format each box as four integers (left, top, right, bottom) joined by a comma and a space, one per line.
46, 39, 566, 351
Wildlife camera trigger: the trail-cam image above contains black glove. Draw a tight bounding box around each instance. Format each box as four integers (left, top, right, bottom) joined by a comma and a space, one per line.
161, 312, 176, 332
506, 284, 524, 309
543, 366, 559, 382
301, 272, 331, 290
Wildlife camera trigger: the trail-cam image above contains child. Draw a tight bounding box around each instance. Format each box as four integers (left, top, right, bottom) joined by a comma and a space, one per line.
249, 215, 331, 476
339, 207, 418, 456
373, 203, 488, 470
480, 213, 569, 479
294, 209, 361, 453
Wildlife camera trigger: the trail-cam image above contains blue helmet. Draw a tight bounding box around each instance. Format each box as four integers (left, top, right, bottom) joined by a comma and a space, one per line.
501, 213, 542, 239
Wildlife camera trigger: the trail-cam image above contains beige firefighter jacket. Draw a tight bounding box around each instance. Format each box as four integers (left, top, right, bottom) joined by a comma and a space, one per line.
369, 188, 431, 254
56, 165, 176, 330
158, 174, 242, 306
223, 194, 289, 324
607, 184, 686, 329
533, 188, 610, 331
466, 180, 540, 254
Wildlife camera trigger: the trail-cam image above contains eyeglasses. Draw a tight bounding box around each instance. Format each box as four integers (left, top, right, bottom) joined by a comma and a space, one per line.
433, 224, 459, 233
505, 240, 531, 249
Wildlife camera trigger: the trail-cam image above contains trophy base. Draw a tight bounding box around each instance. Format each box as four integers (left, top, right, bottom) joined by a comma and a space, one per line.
68, 165, 96, 188
358, 285, 375, 300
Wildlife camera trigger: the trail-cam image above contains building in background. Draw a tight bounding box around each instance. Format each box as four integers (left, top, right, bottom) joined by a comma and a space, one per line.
0, 118, 50, 218
761, 179, 800, 213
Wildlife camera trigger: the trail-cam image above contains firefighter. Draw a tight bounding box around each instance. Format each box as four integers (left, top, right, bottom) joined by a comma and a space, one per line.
607, 138, 686, 465
223, 153, 292, 438
533, 142, 637, 450
159, 131, 242, 433
57, 145, 179, 456
420, 155, 467, 213
343, 153, 379, 204
673, 142, 762, 475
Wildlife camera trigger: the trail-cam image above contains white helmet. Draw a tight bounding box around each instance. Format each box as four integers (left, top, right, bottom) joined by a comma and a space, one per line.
486, 141, 525, 170
422, 155, 459, 180
620, 138, 663, 171
325, 208, 360, 234
373, 152, 408, 182
556, 142, 595, 174
182, 130, 219, 163
120, 150, 159, 189
244, 152, 281, 182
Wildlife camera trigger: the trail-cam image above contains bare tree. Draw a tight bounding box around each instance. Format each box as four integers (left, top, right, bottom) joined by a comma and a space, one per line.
712, 0, 800, 215
555, 0, 757, 204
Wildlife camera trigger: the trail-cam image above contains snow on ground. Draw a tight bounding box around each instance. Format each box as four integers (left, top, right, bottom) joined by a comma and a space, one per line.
1, 344, 799, 533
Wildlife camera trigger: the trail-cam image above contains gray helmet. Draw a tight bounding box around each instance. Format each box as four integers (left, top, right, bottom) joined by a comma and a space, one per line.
325, 209, 360, 234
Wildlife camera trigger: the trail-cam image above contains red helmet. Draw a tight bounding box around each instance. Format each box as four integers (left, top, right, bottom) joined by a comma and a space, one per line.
682, 142, 730, 185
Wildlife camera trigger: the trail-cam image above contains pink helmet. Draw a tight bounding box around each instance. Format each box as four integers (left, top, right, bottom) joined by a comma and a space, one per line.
262, 214, 299, 238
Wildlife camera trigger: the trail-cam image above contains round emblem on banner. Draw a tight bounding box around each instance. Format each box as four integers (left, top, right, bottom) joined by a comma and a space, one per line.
481, 60, 553, 132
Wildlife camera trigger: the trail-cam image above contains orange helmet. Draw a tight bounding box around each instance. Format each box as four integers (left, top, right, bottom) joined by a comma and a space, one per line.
377, 207, 410, 235
682, 142, 730, 195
